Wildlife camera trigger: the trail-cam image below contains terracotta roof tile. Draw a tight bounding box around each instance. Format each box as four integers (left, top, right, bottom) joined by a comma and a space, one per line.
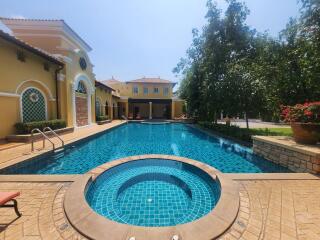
0, 17, 92, 51
0, 29, 64, 65
95, 80, 115, 91
127, 78, 176, 85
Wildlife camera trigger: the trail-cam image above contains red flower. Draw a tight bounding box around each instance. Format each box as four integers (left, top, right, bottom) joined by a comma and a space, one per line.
280, 101, 320, 123
304, 110, 313, 117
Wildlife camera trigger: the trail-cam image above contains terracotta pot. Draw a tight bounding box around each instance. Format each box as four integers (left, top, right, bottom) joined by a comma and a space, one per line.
291, 123, 320, 144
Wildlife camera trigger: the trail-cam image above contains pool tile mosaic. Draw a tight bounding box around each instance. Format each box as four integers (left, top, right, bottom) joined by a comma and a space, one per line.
0, 123, 291, 174
85, 159, 220, 227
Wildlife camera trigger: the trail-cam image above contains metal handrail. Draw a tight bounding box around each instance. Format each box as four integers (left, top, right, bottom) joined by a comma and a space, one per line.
43, 127, 65, 149
31, 128, 55, 152
121, 115, 129, 124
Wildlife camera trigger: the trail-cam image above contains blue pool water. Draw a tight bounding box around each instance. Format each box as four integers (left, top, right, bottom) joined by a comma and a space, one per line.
0, 123, 291, 174
86, 159, 220, 227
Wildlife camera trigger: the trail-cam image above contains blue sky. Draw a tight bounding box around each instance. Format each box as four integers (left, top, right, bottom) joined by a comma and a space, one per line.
0, 0, 300, 84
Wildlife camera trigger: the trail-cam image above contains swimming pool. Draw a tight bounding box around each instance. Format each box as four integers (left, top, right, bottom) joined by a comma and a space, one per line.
0, 123, 291, 174
86, 159, 220, 227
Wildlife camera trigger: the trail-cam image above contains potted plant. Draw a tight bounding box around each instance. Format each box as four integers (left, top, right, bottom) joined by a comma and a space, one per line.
281, 102, 320, 144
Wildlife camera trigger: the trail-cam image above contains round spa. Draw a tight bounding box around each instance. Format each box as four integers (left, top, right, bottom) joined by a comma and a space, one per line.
64, 155, 239, 240
85, 158, 221, 227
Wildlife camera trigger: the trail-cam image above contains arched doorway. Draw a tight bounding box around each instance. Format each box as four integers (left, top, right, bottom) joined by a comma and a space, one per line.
75, 80, 88, 126
105, 100, 109, 117
95, 98, 102, 117
73, 74, 94, 128
21, 87, 47, 122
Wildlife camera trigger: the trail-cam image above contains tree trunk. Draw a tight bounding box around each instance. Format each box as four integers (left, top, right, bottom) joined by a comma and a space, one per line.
245, 112, 249, 129
214, 111, 218, 124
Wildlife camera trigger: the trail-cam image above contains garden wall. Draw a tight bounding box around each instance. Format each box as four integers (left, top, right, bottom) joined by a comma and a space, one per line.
253, 136, 320, 174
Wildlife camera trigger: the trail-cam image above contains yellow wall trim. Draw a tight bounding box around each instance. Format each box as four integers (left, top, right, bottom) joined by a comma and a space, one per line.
15, 79, 55, 100
0, 92, 20, 98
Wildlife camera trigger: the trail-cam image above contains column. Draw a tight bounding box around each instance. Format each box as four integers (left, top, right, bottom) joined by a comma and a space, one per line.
171, 101, 175, 119
149, 102, 152, 119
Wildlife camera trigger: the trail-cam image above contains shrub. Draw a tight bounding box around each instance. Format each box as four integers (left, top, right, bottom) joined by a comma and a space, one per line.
15, 119, 66, 134
198, 122, 292, 144
281, 102, 320, 123
96, 115, 109, 122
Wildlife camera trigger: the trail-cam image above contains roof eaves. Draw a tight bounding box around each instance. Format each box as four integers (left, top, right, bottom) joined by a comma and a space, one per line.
95, 80, 115, 92
0, 29, 64, 66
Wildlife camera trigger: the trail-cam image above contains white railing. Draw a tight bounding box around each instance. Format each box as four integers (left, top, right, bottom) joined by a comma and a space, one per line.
43, 127, 65, 149
31, 128, 55, 152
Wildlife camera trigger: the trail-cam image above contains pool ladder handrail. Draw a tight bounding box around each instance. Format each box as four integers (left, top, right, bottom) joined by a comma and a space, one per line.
43, 126, 65, 149
121, 115, 129, 123
31, 128, 55, 152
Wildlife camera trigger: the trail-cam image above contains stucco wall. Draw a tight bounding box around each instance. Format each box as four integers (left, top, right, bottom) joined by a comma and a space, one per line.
173, 101, 185, 118
0, 38, 60, 138
61, 51, 96, 127
95, 87, 113, 119
110, 82, 173, 99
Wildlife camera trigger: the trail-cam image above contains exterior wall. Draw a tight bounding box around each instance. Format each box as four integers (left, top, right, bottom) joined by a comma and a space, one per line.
0, 96, 20, 139
173, 101, 184, 118
59, 51, 96, 127
112, 97, 120, 119
253, 137, 320, 174
0, 38, 60, 139
2, 20, 97, 128
110, 82, 173, 99
95, 87, 113, 119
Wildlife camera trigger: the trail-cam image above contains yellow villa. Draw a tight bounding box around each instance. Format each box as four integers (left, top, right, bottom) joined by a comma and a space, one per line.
102, 77, 185, 120
0, 17, 185, 140
0, 18, 116, 140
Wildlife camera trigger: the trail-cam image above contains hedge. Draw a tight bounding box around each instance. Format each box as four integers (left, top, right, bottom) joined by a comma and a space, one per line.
96, 115, 109, 122
198, 121, 292, 144
15, 119, 67, 134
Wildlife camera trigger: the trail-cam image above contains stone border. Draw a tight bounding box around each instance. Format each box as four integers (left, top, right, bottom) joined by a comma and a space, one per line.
225, 173, 319, 180
252, 136, 320, 157
0, 174, 82, 182
64, 155, 240, 240
253, 136, 320, 174
6, 127, 75, 143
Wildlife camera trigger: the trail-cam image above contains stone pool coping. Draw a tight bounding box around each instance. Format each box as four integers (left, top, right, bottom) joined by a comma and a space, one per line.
64, 155, 240, 240
0, 120, 127, 171
252, 136, 320, 157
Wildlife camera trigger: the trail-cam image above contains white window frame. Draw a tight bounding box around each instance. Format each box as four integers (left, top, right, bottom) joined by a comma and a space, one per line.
164, 87, 169, 96
133, 86, 139, 95
143, 87, 148, 95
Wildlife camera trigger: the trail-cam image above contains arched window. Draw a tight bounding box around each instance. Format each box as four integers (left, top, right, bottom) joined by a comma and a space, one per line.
95, 98, 102, 117
21, 88, 46, 123
76, 81, 87, 94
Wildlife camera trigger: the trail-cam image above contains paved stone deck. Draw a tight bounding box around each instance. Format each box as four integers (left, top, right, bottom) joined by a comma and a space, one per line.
0, 121, 319, 239
0, 178, 319, 240
0, 120, 126, 170
0, 181, 86, 240
219, 179, 320, 240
